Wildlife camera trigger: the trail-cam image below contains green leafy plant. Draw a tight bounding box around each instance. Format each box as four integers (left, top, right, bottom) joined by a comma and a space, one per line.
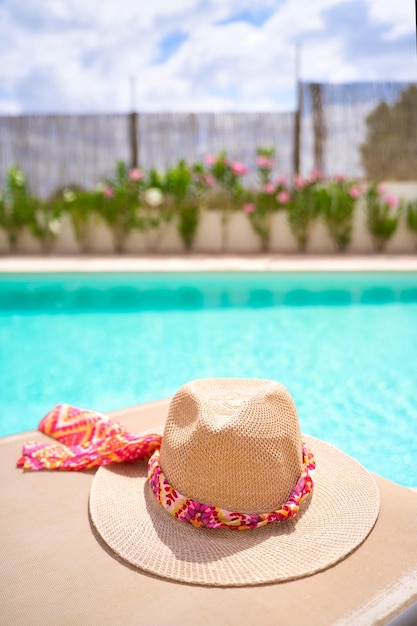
58, 186, 102, 253
202, 151, 246, 250
319, 176, 361, 252
164, 160, 200, 251
405, 199, 417, 249
30, 198, 63, 253
1, 156, 416, 257
286, 173, 322, 252
138, 168, 174, 252
99, 161, 146, 253
364, 182, 400, 252
0, 165, 37, 251
177, 202, 200, 251
244, 148, 287, 251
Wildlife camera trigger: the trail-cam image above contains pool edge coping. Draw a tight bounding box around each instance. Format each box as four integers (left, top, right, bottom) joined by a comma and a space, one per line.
0, 254, 417, 273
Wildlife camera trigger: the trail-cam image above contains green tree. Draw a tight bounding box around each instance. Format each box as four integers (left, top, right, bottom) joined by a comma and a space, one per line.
360, 86, 417, 180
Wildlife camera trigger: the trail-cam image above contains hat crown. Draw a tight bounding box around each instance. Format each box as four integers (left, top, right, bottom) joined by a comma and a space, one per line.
160, 378, 303, 513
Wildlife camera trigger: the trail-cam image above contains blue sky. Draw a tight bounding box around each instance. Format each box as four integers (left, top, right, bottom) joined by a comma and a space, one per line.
0, 0, 415, 114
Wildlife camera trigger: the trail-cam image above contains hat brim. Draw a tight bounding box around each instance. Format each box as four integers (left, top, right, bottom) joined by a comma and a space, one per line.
89, 433, 380, 586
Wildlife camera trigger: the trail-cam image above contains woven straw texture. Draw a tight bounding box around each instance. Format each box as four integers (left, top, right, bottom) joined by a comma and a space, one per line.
89, 379, 380, 586
160, 378, 303, 512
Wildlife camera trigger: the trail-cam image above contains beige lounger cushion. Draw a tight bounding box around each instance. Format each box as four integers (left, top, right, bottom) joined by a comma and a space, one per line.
2, 399, 417, 625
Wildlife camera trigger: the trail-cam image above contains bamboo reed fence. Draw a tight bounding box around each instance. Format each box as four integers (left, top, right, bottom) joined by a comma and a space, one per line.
0, 81, 415, 198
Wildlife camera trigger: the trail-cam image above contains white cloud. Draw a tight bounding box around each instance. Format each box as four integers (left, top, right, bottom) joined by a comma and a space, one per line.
364, 0, 415, 40
0, 0, 415, 114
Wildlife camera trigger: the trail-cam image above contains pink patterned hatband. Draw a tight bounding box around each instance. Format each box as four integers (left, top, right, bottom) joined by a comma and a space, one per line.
148, 441, 316, 530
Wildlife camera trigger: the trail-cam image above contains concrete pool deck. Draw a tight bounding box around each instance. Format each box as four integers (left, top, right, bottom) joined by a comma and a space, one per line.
1, 254, 417, 624
0, 253, 417, 273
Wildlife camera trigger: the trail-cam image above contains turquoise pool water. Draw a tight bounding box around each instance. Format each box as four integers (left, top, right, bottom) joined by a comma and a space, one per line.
1, 271, 416, 486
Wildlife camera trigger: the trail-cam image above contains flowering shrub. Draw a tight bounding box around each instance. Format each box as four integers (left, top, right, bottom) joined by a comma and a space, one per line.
203, 151, 247, 200
245, 148, 288, 251
202, 151, 246, 249
0, 156, 413, 254
364, 182, 400, 252
286, 172, 323, 251
319, 176, 362, 251
99, 161, 147, 252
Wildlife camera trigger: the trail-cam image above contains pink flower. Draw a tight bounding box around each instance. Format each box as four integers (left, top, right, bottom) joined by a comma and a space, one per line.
277, 190, 290, 204
377, 183, 385, 195
204, 153, 216, 166
256, 155, 274, 169
348, 186, 361, 199
129, 168, 143, 181
204, 174, 216, 187
294, 174, 306, 189
386, 195, 399, 210
103, 186, 114, 198
231, 161, 248, 176
243, 203, 255, 214
334, 174, 345, 183
263, 183, 275, 194
310, 168, 323, 181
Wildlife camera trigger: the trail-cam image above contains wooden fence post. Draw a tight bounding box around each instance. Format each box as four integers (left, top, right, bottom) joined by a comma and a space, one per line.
129, 111, 139, 169
310, 83, 326, 174
293, 80, 303, 175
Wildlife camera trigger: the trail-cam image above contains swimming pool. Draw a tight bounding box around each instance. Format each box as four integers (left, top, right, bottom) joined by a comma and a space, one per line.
1, 271, 416, 487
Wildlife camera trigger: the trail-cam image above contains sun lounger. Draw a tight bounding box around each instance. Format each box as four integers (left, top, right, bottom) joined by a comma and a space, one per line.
2, 398, 417, 625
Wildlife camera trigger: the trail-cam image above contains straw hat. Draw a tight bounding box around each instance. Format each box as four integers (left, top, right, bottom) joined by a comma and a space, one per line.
89, 378, 380, 586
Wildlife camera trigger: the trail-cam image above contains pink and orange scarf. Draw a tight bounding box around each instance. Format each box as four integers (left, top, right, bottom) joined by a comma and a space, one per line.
17, 404, 161, 471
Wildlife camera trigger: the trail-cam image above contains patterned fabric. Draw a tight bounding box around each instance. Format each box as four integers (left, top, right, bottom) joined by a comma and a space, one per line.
148, 441, 316, 530
16, 404, 162, 471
